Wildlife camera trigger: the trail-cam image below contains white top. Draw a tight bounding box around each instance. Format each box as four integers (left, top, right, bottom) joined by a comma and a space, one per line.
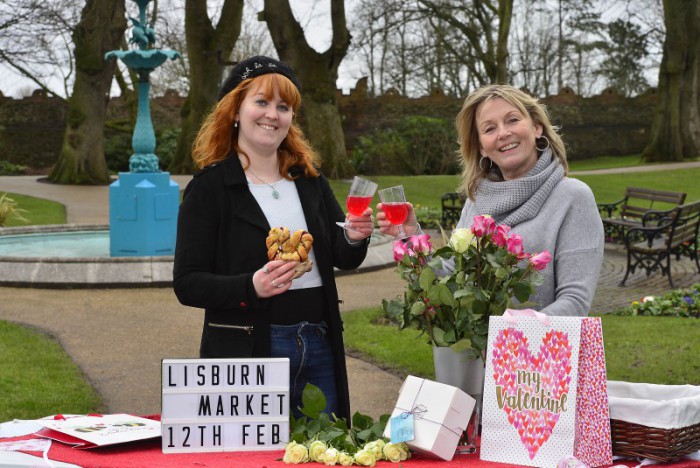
247, 177, 323, 289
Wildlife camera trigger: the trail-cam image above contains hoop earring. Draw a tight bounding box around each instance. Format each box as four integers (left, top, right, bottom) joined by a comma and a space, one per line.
479, 155, 492, 171
536, 135, 550, 152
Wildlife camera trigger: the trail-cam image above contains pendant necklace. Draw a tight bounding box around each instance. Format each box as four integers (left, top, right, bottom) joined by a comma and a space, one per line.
246, 167, 282, 199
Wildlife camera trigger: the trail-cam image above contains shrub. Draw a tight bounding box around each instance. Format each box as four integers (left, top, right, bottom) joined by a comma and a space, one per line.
612, 284, 700, 318
0, 160, 27, 175
413, 204, 442, 229
349, 115, 458, 176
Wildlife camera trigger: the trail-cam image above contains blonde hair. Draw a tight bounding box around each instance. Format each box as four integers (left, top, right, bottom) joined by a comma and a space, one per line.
192, 73, 320, 178
455, 85, 568, 200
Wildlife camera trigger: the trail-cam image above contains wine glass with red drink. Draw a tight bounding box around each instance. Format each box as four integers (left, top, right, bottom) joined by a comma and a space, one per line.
336, 176, 378, 231
378, 185, 409, 238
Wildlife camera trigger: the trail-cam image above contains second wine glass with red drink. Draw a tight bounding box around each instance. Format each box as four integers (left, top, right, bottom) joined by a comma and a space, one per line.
378, 185, 409, 238
336, 176, 378, 231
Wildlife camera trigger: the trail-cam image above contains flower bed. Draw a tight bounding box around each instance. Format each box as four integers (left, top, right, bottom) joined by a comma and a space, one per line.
613, 284, 700, 318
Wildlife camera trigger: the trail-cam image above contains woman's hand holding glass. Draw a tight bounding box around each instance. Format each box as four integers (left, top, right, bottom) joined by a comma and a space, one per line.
344, 207, 374, 242
376, 185, 419, 238
376, 203, 419, 238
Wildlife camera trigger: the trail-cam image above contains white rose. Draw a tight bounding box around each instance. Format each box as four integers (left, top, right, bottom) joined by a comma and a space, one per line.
354, 448, 377, 467
322, 447, 339, 465
283, 441, 309, 464
449, 228, 475, 253
308, 440, 328, 463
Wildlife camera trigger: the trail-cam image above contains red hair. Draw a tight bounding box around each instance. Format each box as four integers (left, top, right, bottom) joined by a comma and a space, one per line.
192, 74, 320, 178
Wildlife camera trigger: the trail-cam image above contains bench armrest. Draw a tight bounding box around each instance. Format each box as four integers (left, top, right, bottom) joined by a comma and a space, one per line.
642, 208, 678, 227
597, 197, 626, 218
624, 218, 675, 248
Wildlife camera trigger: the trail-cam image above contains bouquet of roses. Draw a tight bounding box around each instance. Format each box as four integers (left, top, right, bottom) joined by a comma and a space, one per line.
282, 384, 410, 466
383, 215, 551, 360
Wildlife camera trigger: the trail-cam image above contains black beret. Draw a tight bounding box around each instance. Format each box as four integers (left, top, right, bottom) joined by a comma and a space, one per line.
217, 55, 300, 101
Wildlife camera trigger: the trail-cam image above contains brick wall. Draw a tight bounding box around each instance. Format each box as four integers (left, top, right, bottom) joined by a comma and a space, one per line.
0, 84, 656, 170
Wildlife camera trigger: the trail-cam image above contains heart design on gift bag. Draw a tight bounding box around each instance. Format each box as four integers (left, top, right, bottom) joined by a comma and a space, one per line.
492, 328, 572, 459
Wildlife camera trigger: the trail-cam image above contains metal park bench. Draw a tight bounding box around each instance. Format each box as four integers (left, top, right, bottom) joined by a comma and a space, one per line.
598, 187, 686, 243
441, 192, 466, 230
620, 200, 700, 288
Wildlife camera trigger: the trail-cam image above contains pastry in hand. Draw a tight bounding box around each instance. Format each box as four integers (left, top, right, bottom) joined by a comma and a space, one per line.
265, 226, 314, 278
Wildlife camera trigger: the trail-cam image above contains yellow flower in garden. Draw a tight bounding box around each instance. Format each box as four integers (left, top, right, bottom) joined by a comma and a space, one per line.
308, 440, 328, 463
282, 441, 309, 464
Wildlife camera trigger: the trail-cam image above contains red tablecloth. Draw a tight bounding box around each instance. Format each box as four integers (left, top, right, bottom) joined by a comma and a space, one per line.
9, 434, 700, 468
6, 415, 698, 468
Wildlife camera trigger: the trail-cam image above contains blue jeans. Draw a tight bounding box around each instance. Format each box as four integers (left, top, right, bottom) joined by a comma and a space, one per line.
269, 321, 338, 419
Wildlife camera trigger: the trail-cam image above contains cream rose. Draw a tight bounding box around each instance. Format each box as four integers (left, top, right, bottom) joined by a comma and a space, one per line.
322, 447, 340, 465
338, 452, 354, 466
308, 440, 328, 463
363, 440, 384, 459
382, 442, 410, 462
353, 449, 376, 467
448, 228, 475, 253
282, 441, 309, 464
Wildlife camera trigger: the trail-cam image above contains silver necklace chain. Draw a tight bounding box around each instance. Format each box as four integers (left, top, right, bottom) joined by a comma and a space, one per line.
246, 167, 282, 199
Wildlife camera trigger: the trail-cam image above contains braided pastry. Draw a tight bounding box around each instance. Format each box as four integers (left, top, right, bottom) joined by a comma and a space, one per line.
266, 227, 314, 262
265, 226, 314, 279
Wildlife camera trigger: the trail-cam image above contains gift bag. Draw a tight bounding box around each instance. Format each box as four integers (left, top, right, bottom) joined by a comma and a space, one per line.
480, 311, 613, 467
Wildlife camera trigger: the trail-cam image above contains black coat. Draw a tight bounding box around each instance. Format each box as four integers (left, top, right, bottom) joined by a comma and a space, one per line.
173, 154, 368, 420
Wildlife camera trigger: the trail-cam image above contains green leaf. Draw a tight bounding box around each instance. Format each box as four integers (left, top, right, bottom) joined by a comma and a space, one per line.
432, 327, 447, 346
299, 383, 326, 419
513, 281, 533, 302
410, 300, 427, 316
418, 266, 436, 291
430, 283, 458, 308
352, 412, 374, 430
382, 298, 405, 318
450, 338, 473, 352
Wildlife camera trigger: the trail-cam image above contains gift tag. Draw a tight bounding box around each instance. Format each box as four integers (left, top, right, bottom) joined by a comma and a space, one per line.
389, 413, 415, 443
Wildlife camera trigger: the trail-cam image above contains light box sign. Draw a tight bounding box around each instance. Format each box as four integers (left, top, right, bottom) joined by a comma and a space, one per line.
161, 357, 290, 454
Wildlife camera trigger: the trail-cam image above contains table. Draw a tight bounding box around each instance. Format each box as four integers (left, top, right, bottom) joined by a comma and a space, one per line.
5, 433, 700, 468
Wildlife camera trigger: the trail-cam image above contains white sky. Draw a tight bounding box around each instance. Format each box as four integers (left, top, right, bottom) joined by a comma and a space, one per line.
0, 0, 362, 99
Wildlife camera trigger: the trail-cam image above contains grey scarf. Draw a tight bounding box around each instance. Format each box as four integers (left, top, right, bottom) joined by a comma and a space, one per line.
473, 148, 565, 226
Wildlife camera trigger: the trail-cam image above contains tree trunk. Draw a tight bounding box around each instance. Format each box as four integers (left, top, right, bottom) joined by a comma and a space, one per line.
48, 0, 126, 185
168, 0, 244, 174
642, 0, 700, 162
263, 0, 351, 179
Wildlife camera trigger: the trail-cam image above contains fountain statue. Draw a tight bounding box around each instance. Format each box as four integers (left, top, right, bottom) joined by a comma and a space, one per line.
105, 0, 181, 257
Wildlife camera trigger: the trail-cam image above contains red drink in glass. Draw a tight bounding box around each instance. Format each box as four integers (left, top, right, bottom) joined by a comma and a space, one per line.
346, 195, 373, 216
383, 202, 409, 225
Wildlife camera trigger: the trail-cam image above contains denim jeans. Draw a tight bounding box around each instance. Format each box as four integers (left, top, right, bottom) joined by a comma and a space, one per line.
269, 321, 337, 419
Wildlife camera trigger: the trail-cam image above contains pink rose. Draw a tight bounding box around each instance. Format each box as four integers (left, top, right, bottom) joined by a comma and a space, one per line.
409, 234, 432, 254
392, 240, 410, 262
492, 224, 511, 247
471, 215, 496, 237
529, 250, 551, 270
506, 234, 526, 259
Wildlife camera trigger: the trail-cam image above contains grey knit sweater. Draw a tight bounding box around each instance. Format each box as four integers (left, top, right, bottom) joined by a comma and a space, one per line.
457, 152, 604, 317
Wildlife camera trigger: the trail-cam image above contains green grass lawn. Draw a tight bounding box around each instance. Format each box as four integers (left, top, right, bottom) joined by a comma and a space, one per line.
342, 307, 700, 385
0, 321, 104, 421
2, 192, 66, 226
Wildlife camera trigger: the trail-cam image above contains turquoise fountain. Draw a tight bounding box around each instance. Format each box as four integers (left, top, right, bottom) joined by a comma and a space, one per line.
105, 0, 181, 256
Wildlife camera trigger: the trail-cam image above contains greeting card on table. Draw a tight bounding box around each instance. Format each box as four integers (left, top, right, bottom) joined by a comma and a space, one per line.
480, 314, 612, 468
36, 414, 161, 449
